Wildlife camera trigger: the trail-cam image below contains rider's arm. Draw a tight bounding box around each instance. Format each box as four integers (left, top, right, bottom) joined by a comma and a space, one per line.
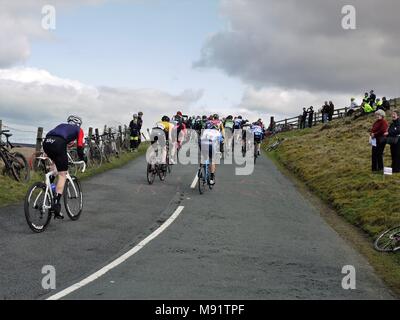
77, 128, 85, 161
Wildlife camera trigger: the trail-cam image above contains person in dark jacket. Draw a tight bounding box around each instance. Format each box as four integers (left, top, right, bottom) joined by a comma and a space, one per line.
307, 106, 314, 128
129, 114, 140, 152
369, 90, 376, 107
321, 102, 329, 123
300, 107, 307, 129
382, 97, 391, 111
137, 111, 143, 147
370, 109, 388, 172
329, 101, 335, 121
384, 110, 400, 173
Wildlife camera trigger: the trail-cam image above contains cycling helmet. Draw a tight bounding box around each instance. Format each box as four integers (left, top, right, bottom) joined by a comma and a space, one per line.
213, 114, 219, 120
238, 116, 243, 119
133, 113, 138, 119
138, 111, 143, 116
177, 111, 183, 117
162, 116, 170, 122
67, 115, 82, 127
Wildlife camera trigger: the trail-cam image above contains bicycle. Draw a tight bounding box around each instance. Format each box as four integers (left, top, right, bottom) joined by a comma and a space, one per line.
374, 226, 400, 252
24, 158, 86, 233
0, 130, 30, 182
146, 142, 167, 185
197, 159, 213, 194
266, 138, 285, 152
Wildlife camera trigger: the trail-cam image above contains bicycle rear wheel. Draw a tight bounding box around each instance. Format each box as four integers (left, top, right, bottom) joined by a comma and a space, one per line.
24, 182, 52, 233
198, 167, 206, 194
158, 165, 167, 181
147, 163, 156, 185
11, 152, 30, 183
64, 176, 83, 221
374, 226, 400, 252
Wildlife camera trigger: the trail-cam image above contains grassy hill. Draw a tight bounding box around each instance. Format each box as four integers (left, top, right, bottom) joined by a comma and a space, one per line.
266, 113, 400, 295
268, 114, 400, 237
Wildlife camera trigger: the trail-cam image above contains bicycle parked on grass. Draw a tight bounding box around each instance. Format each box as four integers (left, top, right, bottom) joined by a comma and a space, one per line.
374, 226, 400, 252
266, 138, 285, 152
0, 130, 30, 182
24, 157, 86, 233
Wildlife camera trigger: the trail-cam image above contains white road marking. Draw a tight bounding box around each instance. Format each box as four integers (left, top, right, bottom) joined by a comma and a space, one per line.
190, 173, 199, 189
47, 205, 185, 300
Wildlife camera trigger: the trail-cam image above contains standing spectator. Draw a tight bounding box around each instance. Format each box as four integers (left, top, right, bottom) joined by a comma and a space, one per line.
307, 106, 314, 128
300, 107, 307, 129
370, 109, 388, 172
363, 92, 370, 104
137, 111, 143, 147
129, 114, 140, 152
328, 101, 335, 121
322, 102, 329, 123
382, 97, 391, 111
385, 110, 400, 173
369, 90, 376, 107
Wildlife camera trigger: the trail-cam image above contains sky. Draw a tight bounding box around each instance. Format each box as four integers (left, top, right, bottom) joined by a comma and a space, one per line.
1, 0, 399, 143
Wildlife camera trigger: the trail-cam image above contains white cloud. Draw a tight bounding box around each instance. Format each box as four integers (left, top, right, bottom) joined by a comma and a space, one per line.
0, 67, 203, 142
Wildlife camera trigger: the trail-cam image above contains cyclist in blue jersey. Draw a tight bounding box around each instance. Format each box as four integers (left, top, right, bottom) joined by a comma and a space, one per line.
43, 115, 85, 219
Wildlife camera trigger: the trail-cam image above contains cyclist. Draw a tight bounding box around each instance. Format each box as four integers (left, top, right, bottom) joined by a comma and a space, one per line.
223, 115, 234, 153
200, 114, 224, 185
151, 116, 173, 167
43, 115, 84, 219
172, 111, 187, 155
251, 120, 265, 156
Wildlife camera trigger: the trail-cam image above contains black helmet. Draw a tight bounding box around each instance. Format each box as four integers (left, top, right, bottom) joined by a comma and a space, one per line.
162, 116, 170, 122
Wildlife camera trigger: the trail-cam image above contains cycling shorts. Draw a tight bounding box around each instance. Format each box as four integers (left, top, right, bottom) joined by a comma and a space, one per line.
43, 136, 68, 172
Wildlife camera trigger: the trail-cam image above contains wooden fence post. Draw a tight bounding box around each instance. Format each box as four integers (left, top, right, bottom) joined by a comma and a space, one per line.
0, 119, 2, 143
35, 127, 43, 153
88, 127, 93, 138
95, 128, 99, 144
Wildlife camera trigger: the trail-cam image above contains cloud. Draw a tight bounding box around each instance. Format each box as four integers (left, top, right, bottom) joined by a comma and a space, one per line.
0, 67, 203, 142
195, 0, 400, 95
0, 0, 107, 68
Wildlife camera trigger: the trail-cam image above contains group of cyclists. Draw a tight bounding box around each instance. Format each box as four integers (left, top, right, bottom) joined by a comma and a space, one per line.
150, 111, 267, 185
41, 111, 267, 217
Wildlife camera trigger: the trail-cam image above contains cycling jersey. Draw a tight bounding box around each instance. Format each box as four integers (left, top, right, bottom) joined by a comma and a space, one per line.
251, 125, 264, 142
46, 123, 84, 147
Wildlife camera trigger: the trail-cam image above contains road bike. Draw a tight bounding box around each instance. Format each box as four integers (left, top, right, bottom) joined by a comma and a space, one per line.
374, 226, 400, 252
266, 138, 285, 152
197, 159, 213, 194
146, 142, 167, 185
24, 157, 86, 233
0, 130, 30, 182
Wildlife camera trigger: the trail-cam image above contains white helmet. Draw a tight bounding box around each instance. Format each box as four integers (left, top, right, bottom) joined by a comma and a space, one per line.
67, 115, 82, 127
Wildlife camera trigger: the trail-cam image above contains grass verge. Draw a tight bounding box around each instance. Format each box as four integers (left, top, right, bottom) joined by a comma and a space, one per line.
264, 115, 400, 296
0, 143, 148, 208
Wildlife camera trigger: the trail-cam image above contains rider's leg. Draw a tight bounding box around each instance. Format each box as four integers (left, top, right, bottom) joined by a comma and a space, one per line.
53, 171, 67, 218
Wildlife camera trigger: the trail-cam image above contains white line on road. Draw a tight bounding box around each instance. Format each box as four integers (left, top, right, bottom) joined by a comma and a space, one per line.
47, 205, 185, 300
190, 173, 198, 189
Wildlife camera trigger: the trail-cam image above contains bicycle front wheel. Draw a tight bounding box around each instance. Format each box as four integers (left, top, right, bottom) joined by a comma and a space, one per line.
374, 226, 400, 252
24, 182, 52, 233
64, 176, 83, 221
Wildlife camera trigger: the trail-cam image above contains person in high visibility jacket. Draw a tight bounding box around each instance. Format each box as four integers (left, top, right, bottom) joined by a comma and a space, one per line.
362, 101, 374, 114
376, 98, 384, 111
129, 114, 140, 152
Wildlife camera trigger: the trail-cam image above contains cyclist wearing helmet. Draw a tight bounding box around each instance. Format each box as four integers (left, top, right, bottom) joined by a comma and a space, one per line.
251, 121, 265, 156
150, 116, 173, 167
129, 114, 140, 152
43, 115, 85, 219
200, 114, 224, 185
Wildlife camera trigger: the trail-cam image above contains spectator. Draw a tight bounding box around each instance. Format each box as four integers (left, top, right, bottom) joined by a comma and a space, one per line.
300, 107, 307, 129
129, 114, 140, 152
363, 92, 370, 104
347, 97, 359, 116
369, 90, 376, 106
382, 97, 391, 111
137, 111, 143, 147
375, 98, 384, 111
370, 109, 388, 172
384, 110, 400, 173
307, 106, 314, 128
322, 102, 329, 123
329, 101, 335, 121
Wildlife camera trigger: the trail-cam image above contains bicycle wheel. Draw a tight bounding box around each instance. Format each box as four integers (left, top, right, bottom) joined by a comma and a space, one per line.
198, 167, 206, 194
24, 182, 52, 233
10, 152, 30, 183
374, 226, 400, 252
158, 165, 167, 181
147, 163, 156, 185
64, 176, 83, 221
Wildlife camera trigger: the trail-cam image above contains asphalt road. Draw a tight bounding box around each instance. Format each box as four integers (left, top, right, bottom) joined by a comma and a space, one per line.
0, 146, 394, 300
